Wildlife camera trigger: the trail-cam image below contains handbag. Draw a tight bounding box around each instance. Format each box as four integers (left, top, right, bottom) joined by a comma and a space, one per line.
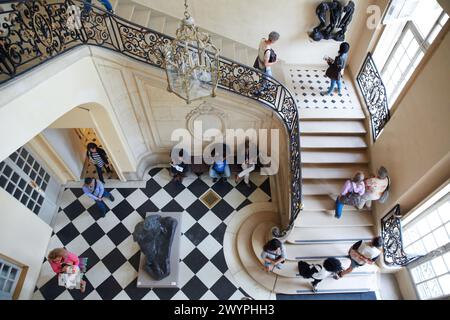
254, 49, 277, 69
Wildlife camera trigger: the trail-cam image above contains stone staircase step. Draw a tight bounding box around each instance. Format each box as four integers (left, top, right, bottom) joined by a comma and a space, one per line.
302, 165, 369, 179
285, 242, 355, 260
274, 273, 376, 294
116, 3, 135, 20
302, 150, 368, 164
299, 108, 366, 120
301, 136, 367, 149
300, 121, 367, 135
302, 195, 367, 211
303, 180, 344, 195
288, 226, 375, 244
295, 210, 374, 227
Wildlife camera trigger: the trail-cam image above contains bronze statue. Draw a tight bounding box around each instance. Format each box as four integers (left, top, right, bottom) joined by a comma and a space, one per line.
310, 0, 355, 42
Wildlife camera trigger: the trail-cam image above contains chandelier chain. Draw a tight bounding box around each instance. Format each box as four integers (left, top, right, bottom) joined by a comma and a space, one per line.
184, 0, 190, 19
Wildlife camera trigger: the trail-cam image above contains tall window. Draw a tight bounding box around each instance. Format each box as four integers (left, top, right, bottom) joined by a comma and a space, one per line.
373, 0, 448, 106
401, 183, 450, 300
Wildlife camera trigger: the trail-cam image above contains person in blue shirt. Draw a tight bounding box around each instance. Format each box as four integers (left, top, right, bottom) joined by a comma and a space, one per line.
209, 152, 231, 183
82, 177, 115, 216
82, 0, 114, 14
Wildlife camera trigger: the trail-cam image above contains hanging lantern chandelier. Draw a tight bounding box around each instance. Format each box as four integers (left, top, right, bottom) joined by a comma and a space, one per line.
162, 0, 220, 104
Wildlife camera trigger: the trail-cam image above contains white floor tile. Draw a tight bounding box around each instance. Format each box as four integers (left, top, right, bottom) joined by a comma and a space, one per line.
121, 211, 144, 233
198, 211, 222, 234
126, 189, 148, 209
179, 235, 196, 260
196, 261, 223, 289
72, 212, 96, 233
152, 169, 171, 187
200, 290, 219, 300
181, 212, 197, 233
65, 235, 90, 256
117, 235, 140, 260
85, 261, 110, 288
96, 212, 121, 233
174, 189, 197, 209
90, 235, 116, 259
113, 291, 131, 300
223, 189, 247, 209
178, 261, 195, 288
55, 290, 74, 300
105, 189, 125, 209
112, 261, 138, 289
171, 290, 189, 300
248, 188, 271, 203
141, 290, 160, 300
52, 212, 71, 233
84, 290, 103, 300
196, 235, 222, 260
150, 189, 172, 208
59, 189, 77, 209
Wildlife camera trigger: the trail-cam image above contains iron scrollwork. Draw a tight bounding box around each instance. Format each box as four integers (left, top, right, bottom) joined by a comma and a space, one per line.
381, 204, 418, 266
357, 52, 390, 141
0, 0, 303, 236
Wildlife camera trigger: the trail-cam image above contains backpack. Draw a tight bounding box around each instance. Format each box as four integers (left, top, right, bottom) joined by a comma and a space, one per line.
298, 260, 319, 279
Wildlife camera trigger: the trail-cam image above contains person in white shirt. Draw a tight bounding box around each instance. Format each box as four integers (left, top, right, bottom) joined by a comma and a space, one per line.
339, 236, 383, 277
253, 31, 280, 96
261, 239, 286, 272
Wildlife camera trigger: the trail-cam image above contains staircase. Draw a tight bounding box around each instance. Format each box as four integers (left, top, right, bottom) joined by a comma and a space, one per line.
229, 65, 380, 296
110, 0, 258, 65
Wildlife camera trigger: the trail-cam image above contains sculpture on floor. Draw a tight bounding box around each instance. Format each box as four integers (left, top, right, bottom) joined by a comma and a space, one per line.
309, 0, 355, 42
132, 215, 178, 281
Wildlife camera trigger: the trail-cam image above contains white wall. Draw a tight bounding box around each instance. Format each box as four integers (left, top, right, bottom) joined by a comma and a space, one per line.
41, 128, 85, 180
133, 0, 377, 65
0, 188, 52, 300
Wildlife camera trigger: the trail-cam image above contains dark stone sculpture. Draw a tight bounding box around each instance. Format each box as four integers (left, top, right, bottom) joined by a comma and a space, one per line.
132, 215, 178, 281
309, 0, 355, 42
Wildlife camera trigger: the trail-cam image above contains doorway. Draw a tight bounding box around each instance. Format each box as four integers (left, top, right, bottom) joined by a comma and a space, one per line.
75, 128, 119, 181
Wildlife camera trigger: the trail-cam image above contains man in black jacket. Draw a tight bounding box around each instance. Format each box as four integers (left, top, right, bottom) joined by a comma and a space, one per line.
86, 143, 112, 184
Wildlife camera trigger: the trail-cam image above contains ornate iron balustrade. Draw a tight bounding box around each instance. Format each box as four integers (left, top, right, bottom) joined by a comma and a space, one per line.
356, 53, 390, 142
0, 0, 303, 236
381, 205, 419, 266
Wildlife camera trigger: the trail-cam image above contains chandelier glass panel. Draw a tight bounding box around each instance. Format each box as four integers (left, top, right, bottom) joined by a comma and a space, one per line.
163, 0, 220, 104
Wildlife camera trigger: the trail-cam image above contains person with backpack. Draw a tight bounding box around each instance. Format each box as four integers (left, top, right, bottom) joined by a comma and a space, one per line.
335, 171, 365, 219
253, 31, 280, 96
261, 238, 286, 272
338, 236, 383, 277
82, 177, 115, 216
323, 42, 350, 96
86, 142, 112, 184
298, 258, 343, 292
358, 166, 390, 209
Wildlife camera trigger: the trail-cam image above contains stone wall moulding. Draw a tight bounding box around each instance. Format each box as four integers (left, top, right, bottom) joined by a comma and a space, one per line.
185, 102, 228, 141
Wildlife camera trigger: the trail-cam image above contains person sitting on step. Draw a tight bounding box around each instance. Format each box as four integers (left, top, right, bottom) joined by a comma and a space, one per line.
338, 236, 383, 278
82, 177, 115, 217
335, 171, 365, 219
357, 166, 390, 209
261, 239, 286, 272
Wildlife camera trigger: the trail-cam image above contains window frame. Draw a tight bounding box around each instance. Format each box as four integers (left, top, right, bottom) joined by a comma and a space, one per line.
380, 10, 447, 107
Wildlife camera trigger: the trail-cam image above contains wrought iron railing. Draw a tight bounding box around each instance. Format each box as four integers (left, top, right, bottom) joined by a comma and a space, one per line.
381, 205, 419, 266
0, 0, 303, 236
356, 53, 390, 142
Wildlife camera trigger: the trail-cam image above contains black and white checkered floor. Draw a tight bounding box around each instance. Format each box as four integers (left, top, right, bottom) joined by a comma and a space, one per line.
284, 66, 356, 110
33, 167, 271, 300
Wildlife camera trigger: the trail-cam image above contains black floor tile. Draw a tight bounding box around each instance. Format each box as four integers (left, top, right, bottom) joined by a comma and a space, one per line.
124, 278, 151, 300
96, 276, 123, 300
112, 199, 135, 221
183, 248, 209, 274
184, 223, 208, 246
136, 199, 159, 218
163, 180, 185, 198
63, 200, 85, 220
181, 275, 208, 300
211, 200, 234, 220
211, 180, 233, 197
186, 179, 209, 198
210, 276, 237, 300
142, 179, 161, 198
81, 223, 105, 246
57, 223, 80, 246
102, 248, 127, 274
161, 199, 184, 212
152, 287, 179, 300
107, 223, 131, 246
186, 200, 209, 220
210, 250, 228, 274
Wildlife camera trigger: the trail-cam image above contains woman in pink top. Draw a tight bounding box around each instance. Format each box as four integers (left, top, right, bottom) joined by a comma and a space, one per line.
48, 248, 86, 292
335, 172, 365, 219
